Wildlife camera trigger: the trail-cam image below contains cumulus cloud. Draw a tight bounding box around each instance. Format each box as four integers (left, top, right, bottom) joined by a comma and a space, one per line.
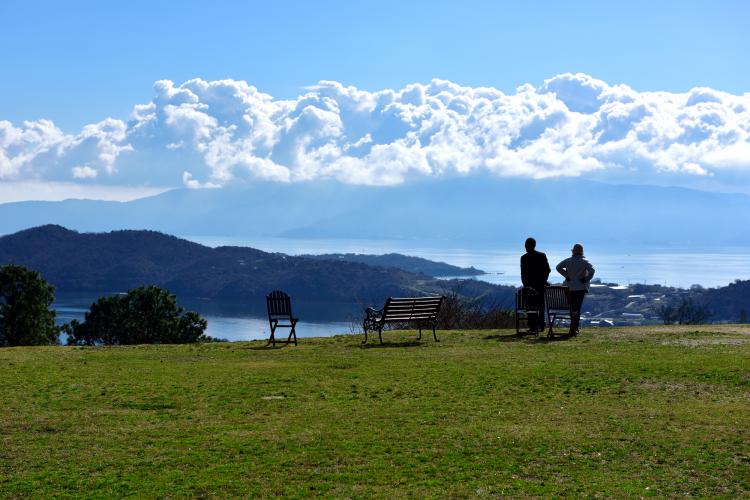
1, 73, 750, 192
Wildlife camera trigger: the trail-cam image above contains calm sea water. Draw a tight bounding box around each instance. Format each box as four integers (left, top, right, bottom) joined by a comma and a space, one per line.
186, 235, 750, 289
53, 236, 750, 342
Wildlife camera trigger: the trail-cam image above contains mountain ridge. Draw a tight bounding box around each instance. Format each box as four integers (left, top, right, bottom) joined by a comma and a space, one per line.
2, 178, 750, 245
0, 225, 512, 308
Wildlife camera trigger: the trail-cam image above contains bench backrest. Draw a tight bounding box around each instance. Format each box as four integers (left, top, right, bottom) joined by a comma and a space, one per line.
267, 290, 293, 319
544, 285, 570, 311
382, 296, 443, 321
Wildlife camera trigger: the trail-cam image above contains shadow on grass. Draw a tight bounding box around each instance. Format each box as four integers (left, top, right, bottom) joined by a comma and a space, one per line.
484, 332, 575, 343
246, 343, 295, 351
357, 341, 423, 349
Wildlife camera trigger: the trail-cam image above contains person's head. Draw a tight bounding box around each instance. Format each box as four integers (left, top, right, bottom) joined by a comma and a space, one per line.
525, 237, 536, 252
572, 243, 584, 255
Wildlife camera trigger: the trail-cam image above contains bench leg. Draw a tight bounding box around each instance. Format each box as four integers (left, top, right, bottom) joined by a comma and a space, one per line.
432, 323, 439, 342
417, 321, 422, 340
548, 313, 556, 337
362, 320, 369, 344
378, 326, 383, 344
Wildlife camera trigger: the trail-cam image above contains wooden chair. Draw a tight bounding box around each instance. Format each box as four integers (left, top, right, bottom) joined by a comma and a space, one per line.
266, 290, 298, 347
515, 287, 543, 335
544, 285, 572, 337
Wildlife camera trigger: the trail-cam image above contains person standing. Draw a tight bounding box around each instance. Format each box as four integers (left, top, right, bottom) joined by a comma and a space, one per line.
520, 237, 551, 333
556, 243, 595, 336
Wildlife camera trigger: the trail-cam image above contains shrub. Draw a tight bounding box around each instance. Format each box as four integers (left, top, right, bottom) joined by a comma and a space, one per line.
435, 290, 515, 330
64, 285, 208, 345
0, 265, 59, 346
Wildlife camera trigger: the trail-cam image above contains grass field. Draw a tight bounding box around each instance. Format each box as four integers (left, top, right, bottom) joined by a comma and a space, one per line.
1, 325, 749, 497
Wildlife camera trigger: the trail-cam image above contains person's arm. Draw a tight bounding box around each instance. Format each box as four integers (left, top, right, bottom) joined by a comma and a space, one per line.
520, 256, 529, 287
542, 254, 551, 281
556, 260, 568, 280
584, 261, 595, 282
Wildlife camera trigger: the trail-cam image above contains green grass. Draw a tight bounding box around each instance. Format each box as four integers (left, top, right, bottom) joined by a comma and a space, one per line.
2, 325, 749, 497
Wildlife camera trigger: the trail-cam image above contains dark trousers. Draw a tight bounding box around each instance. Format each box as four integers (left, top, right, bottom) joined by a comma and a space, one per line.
569, 290, 586, 314
526, 285, 546, 331
569, 290, 587, 334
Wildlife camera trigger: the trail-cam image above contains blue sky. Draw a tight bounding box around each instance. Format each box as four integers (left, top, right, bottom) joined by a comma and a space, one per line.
2, 0, 748, 130
1, 0, 749, 201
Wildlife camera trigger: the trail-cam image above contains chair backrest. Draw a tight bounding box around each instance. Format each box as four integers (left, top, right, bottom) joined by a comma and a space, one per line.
517, 287, 541, 310
544, 285, 570, 310
267, 290, 292, 318
383, 296, 443, 321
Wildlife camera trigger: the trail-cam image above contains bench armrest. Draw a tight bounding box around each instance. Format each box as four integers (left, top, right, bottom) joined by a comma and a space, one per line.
365, 306, 383, 319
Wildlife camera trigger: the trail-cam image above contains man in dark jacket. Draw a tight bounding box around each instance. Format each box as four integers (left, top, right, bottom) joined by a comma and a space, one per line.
520, 237, 551, 332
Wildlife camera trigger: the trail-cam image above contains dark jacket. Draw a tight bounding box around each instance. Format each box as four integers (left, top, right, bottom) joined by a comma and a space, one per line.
521, 250, 551, 289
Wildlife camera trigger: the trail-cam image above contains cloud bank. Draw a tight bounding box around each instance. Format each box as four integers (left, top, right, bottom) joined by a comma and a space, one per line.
2, 73, 750, 194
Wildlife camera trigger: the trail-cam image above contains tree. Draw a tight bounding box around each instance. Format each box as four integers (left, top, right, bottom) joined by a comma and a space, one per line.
64, 285, 208, 345
676, 297, 711, 325
0, 265, 59, 346
656, 304, 678, 325
657, 297, 711, 325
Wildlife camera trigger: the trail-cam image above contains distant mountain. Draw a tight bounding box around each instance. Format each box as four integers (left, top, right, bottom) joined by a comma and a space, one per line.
0, 226, 513, 309
302, 253, 484, 277
2, 177, 750, 245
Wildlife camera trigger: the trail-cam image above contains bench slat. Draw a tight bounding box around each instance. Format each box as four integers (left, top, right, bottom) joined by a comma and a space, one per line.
386, 303, 440, 308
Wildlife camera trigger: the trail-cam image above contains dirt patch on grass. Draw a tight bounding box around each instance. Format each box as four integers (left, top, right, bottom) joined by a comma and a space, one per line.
662, 337, 750, 347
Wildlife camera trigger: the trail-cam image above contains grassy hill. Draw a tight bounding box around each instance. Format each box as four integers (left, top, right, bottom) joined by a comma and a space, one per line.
1, 326, 749, 497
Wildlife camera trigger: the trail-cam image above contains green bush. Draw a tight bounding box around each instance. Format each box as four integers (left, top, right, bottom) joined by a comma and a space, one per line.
0, 265, 59, 346
64, 285, 208, 345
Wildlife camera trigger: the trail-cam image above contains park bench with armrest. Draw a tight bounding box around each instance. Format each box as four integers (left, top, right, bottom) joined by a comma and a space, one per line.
363, 296, 444, 344
544, 285, 572, 337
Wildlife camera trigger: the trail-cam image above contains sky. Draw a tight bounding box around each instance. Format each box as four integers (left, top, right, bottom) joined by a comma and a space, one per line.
1, 0, 749, 201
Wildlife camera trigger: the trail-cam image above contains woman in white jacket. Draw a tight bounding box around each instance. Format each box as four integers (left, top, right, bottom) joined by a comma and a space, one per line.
556, 243, 595, 336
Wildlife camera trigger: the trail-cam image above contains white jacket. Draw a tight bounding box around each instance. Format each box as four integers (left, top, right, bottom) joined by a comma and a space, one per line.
556, 255, 595, 292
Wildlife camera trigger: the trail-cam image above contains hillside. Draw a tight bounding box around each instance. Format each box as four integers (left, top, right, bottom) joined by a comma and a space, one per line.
2, 326, 749, 497
0, 225, 513, 306
302, 252, 484, 277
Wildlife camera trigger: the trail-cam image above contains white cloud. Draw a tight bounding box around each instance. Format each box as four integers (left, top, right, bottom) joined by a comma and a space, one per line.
1, 74, 750, 194
71, 165, 98, 179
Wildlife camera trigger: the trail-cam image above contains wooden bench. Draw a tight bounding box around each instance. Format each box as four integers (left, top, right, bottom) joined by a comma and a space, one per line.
266, 290, 298, 347
544, 285, 571, 337
363, 296, 444, 344
515, 287, 543, 335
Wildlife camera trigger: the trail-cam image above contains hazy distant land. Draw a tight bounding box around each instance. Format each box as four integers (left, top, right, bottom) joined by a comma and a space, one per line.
3, 177, 750, 246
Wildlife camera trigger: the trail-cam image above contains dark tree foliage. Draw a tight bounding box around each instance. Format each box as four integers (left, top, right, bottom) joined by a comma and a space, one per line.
0, 265, 59, 346
657, 297, 711, 325
435, 289, 515, 330
64, 286, 208, 345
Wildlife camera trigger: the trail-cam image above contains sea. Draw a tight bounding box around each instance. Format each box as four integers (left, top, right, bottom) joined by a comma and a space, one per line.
54, 236, 750, 342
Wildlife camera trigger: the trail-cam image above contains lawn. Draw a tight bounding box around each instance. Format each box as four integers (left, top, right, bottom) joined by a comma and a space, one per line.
1, 325, 749, 497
